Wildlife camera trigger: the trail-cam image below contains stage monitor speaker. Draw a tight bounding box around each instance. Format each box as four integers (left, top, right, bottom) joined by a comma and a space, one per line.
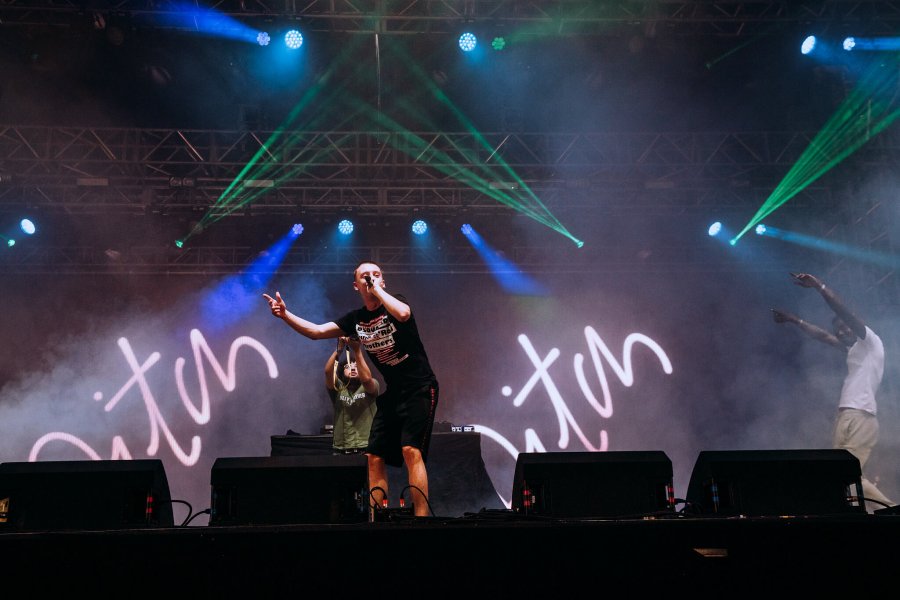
0, 459, 174, 531
511, 451, 675, 519
209, 455, 369, 526
685, 449, 865, 517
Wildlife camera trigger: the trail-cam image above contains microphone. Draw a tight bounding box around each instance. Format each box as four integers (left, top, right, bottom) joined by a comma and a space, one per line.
363, 274, 372, 287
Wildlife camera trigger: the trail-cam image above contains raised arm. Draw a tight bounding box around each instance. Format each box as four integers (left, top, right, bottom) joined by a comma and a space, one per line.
365, 272, 411, 322
262, 291, 344, 339
348, 337, 379, 394
790, 273, 867, 340
324, 337, 346, 391
771, 307, 843, 349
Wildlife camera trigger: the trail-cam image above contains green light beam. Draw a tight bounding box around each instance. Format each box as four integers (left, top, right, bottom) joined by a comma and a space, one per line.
383, 43, 581, 245
733, 58, 900, 243
182, 36, 373, 242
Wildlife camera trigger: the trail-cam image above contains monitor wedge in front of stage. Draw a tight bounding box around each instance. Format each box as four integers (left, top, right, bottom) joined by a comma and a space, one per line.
685, 449, 866, 517
209, 454, 369, 526
0, 459, 174, 531
511, 451, 675, 519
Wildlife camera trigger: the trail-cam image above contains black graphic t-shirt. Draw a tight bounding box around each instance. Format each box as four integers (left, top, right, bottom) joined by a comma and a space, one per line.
334, 294, 436, 390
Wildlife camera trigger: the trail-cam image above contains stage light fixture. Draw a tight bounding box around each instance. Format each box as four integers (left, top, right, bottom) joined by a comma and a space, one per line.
708, 222, 722, 237
755, 224, 767, 235
797, 33, 885, 59
459, 32, 477, 52
285, 29, 303, 50
6, 239, 14, 247
244, 179, 274, 188
461, 223, 473, 236
411, 219, 428, 235
257, 31, 270, 46
20, 218, 36, 235
338, 219, 354, 235
168, 177, 195, 188
801, 35, 817, 55
491, 37, 506, 51
175, 240, 184, 248
840, 36, 900, 51
291, 223, 304, 236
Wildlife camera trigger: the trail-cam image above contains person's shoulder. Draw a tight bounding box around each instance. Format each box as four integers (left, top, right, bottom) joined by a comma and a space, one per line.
865, 326, 884, 344
393, 292, 413, 309
337, 306, 364, 321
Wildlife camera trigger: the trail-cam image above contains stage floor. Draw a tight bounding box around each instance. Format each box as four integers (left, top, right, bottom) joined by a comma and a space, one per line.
3, 511, 898, 596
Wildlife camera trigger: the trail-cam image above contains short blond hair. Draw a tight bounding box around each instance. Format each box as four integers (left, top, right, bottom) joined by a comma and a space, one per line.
353, 261, 381, 277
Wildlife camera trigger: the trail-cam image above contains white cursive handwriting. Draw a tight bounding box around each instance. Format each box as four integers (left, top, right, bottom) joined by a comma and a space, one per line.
477, 325, 673, 506
30, 330, 279, 465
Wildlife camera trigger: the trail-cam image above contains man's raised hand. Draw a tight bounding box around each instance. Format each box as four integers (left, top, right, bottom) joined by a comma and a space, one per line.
790, 272, 823, 289
771, 308, 797, 324
262, 291, 287, 318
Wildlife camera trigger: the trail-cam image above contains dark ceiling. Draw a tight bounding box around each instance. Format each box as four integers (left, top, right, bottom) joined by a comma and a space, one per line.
4, 0, 897, 131
1, 1, 898, 274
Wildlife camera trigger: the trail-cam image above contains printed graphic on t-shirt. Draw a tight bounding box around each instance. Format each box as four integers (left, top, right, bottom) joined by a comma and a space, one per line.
356, 314, 408, 367
342, 390, 368, 406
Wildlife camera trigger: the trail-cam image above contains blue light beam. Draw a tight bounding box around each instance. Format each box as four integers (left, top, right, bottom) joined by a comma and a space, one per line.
758, 225, 900, 268
199, 225, 301, 332
461, 225, 547, 296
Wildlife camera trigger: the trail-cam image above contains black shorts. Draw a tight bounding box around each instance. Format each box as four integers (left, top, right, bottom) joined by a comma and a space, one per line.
366, 379, 439, 467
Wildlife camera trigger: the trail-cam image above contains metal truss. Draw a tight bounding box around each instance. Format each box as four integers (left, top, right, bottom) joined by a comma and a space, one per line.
4, 125, 895, 216
2, 1, 900, 37
2, 2, 898, 278
0, 240, 800, 276
1, 124, 897, 275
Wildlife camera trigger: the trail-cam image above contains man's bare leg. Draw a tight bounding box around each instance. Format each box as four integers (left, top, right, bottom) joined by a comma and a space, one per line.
403, 446, 429, 516
367, 453, 388, 520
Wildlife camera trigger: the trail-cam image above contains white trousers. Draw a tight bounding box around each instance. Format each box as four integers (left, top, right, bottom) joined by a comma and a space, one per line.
833, 408, 894, 510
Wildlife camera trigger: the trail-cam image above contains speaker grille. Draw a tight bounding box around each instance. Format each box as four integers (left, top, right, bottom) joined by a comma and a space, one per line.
685, 449, 865, 517
511, 451, 675, 519
0, 459, 174, 531
210, 455, 369, 525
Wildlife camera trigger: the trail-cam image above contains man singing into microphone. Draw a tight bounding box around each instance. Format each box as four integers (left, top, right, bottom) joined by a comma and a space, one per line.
263, 261, 440, 517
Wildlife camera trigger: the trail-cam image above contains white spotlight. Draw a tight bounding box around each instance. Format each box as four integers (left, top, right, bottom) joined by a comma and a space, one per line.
411, 220, 428, 235
338, 219, 354, 235
285, 29, 303, 50
458, 32, 477, 52
801, 35, 817, 55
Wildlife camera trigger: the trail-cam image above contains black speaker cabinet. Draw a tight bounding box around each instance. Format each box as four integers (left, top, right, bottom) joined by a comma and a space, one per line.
511, 451, 675, 518
0, 459, 174, 531
686, 449, 866, 517
209, 455, 369, 525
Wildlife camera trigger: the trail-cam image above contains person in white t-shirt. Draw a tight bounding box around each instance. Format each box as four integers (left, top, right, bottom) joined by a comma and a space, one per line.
772, 272, 894, 511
